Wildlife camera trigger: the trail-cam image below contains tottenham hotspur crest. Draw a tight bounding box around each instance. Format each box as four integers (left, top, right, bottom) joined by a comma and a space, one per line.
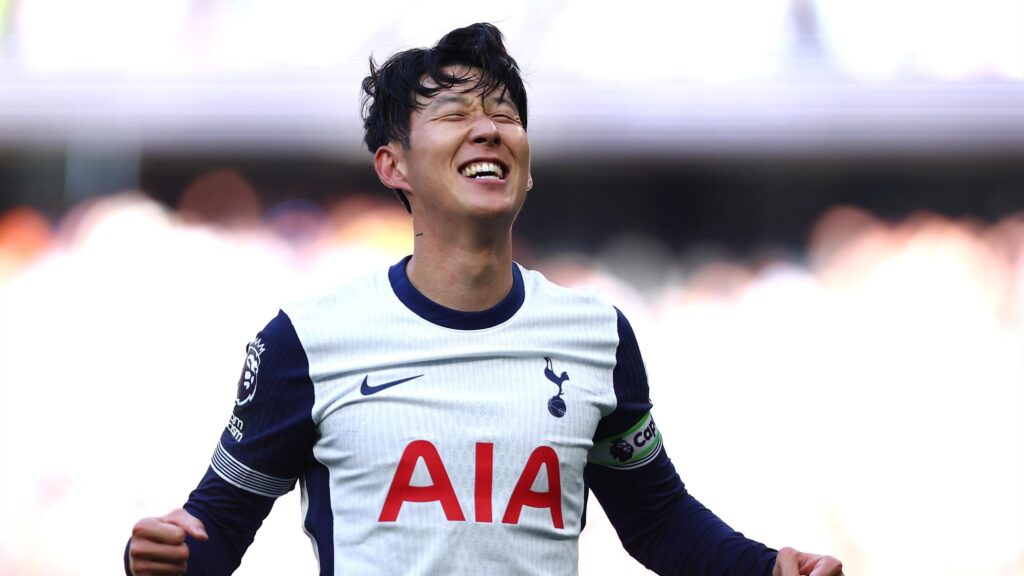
236, 337, 265, 407
544, 357, 570, 418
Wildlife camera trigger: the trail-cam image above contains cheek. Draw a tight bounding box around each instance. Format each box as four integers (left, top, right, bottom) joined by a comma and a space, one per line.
417, 138, 459, 171
511, 129, 531, 159
408, 147, 448, 178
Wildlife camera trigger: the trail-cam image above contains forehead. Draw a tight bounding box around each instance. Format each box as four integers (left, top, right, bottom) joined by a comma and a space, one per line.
417, 65, 513, 108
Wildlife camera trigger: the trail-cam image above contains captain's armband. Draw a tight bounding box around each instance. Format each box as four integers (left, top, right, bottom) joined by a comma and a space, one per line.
588, 412, 663, 470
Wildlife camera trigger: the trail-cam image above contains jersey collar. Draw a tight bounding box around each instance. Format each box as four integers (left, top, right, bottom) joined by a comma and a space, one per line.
388, 256, 525, 330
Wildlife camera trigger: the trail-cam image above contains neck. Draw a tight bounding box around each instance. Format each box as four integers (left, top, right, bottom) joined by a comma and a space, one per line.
406, 231, 514, 312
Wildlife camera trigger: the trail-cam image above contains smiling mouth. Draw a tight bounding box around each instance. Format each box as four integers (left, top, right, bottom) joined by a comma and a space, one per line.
459, 160, 507, 180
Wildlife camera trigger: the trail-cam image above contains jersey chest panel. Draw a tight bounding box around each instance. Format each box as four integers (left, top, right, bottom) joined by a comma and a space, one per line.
286, 269, 620, 575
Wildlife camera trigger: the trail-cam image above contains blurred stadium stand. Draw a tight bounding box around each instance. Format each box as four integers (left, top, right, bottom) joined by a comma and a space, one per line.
1, 2, 1022, 576
1, 0, 1022, 256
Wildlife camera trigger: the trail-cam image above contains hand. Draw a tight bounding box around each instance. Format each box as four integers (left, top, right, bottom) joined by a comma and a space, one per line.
129, 508, 208, 576
772, 546, 844, 576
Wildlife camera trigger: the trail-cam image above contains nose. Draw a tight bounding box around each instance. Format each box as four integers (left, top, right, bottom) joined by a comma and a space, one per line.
469, 113, 501, 146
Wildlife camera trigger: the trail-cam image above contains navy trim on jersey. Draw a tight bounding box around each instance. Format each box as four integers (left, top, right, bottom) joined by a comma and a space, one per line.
593, 308, 654, 442
218, 310, 317, 481
302, 459, 335, 576
388, 255, 525, 330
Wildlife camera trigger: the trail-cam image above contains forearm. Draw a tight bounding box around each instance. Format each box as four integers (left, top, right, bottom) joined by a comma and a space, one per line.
183, 467, 276, 575
125, 467, 275, 576
587, 452, 777, 576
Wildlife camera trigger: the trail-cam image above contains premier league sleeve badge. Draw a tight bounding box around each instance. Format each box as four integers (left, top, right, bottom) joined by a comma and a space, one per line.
235, 337, 266, 407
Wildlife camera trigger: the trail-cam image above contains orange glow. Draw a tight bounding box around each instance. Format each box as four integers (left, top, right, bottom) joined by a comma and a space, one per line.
0, 207, 51, 280
178, 168, 262, 228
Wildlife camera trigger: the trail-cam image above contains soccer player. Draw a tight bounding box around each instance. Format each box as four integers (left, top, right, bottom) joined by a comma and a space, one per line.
127, 23, 843, 576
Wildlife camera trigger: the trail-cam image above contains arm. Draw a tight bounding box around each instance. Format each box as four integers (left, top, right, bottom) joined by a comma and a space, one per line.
125, 472, 275, 576
127, 311, 317, 575
585, 309, 777, 575
586, 452, 777, 575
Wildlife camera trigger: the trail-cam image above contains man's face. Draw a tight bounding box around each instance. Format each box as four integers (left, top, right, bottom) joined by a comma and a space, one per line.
386, 67, 532, 230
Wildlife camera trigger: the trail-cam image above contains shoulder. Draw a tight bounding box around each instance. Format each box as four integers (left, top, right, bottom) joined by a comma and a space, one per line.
517, 263, 619, 320
280, 266, 391, 331
516, 263, 646, 347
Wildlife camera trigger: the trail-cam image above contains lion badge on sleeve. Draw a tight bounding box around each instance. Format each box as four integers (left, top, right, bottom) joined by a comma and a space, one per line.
235, 337, 266, 407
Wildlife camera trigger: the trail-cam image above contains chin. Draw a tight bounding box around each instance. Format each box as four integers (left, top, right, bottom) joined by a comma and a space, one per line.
469, 207, 519, 225
460, 192, 524, 217
460, 199, 522, 225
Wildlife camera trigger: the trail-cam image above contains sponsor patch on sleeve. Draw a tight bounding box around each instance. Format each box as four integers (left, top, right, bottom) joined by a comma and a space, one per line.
225, 337, 265, 442
588, 412, 662, 469
236, 337, 265, 407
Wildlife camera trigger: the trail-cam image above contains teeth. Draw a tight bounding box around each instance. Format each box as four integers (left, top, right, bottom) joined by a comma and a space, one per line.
460, 161, 504, 179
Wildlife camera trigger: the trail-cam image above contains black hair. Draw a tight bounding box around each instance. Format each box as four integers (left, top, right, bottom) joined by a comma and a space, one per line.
361, 23, 528, 212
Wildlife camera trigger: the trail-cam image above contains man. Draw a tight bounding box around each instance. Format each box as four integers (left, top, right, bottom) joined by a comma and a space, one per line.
127, 23, 843, 576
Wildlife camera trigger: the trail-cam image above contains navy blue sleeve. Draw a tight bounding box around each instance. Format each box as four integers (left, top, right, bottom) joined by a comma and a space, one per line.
126, 310, 318, 575
215, 310, 318, 486
182, 469, 277, 575
124, 471, 275, 576
585, 309, 778, 576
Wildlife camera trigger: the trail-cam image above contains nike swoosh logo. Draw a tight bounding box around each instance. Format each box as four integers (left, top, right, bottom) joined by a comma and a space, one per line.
359, 374, 424, 396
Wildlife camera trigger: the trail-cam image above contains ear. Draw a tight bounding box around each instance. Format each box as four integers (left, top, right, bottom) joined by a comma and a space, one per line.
526, 174, 533, 192
373, 144, 410, 193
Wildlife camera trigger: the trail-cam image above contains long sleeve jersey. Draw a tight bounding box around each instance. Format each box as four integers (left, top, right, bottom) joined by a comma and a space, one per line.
127, 257, 777, 575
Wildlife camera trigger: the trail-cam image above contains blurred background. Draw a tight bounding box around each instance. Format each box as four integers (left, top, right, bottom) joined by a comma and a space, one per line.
0, 1, 1022, 575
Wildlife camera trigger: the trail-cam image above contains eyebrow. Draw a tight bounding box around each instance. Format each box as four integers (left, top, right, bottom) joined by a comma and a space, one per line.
426, 94, 472, 110
489, 95, 514, 108
426, 94, 516, 111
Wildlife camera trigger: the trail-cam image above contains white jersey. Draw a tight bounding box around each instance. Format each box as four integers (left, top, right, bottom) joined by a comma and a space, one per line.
206, 258, 662, 575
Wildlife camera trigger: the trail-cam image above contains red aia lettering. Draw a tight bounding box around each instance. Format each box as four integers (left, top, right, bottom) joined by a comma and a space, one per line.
378, 440, 466, 522
501, 445, 564, 529
379, 441, 563, 528
475, 442, 494, 523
